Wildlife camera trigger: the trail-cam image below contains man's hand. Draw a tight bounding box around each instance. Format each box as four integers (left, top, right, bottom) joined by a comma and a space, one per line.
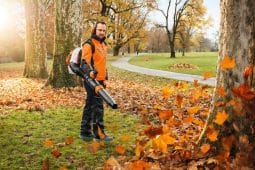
89, 71, 95, 79
103, 80, 109, 88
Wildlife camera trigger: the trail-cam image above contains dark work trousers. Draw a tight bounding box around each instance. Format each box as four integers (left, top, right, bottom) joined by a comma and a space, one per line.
80, 80, 105, 138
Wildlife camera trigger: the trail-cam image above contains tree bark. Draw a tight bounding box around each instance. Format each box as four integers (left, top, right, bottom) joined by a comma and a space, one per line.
198, 0, 255, 165
23, 0, 48, 78
46, 0, 83, 88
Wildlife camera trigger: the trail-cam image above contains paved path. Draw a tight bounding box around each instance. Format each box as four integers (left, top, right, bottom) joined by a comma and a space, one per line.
111, 56, 216, 86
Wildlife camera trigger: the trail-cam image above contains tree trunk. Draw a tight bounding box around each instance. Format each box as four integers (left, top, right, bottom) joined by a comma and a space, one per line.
170, 40, 176, 58
46, 0, 83, 88
198, 0, 255, 165
23, 0, 48, 78
113, 45, 121, 56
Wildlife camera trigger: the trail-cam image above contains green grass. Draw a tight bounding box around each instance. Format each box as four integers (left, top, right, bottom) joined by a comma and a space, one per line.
0, 107, 142, 169
129, 52, 218, 76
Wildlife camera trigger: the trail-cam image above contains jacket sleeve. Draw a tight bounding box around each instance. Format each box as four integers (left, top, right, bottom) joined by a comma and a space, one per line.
81, 43, 93, 74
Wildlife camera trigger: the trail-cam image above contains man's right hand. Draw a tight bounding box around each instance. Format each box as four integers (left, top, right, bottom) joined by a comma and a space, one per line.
89, 71, 95, 79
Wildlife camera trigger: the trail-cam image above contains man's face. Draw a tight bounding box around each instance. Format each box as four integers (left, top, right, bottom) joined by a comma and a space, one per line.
96, 23, 106, 39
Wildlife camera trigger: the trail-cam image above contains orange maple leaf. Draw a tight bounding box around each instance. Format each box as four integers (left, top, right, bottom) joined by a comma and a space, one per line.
213, 110, 229, 125
51, 149, 62, 158
158, 110, 173, 121
65, 136, 74, 145
200, 144, 211, 154
115, 145, 126, 155
152, 134, 175, 153
183, 116, 193, 123
188, 106, 200, 115
193, 79, 198, 87
232, 84, 255, 100
220, 55, 236, 69
202, 71, 213, 80
206, 125, 219, 142
217, 87, 227, 97
226, 99, 236, 106
59, 166, 68, 170
98, 126, 105, 139
43, 139, 54, 147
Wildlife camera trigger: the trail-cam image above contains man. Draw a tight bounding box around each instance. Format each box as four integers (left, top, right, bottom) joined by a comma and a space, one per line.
80, 21, 113, 141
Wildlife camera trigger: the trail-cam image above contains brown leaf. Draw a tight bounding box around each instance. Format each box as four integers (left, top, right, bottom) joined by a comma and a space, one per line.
42, 158, 50, 170
144, 126, 163, 139
51, 149, 62, 158
65, 136, 74, 145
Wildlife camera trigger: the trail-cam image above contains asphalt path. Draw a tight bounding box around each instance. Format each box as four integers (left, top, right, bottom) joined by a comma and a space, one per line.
111, 55, 216, 87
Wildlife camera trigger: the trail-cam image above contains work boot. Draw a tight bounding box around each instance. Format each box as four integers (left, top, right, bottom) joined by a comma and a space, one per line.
79, 133, 94, 141
94, 134, 113, 141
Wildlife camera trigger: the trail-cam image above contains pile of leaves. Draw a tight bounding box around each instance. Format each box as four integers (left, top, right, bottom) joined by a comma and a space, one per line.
169, 63, 198, 70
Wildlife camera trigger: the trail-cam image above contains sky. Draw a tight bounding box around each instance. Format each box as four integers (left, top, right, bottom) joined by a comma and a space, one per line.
149, 0, 220, 40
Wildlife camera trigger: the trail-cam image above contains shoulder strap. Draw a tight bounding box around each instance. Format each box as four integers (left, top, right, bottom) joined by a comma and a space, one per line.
81, 38, 95, 68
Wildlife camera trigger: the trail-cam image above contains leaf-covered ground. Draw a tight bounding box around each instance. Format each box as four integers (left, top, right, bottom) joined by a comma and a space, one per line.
1, 62, 224, 169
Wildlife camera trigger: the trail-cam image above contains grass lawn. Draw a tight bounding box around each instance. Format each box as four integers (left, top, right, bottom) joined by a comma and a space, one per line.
0, 107, 142, 169
129, 52, 218, 76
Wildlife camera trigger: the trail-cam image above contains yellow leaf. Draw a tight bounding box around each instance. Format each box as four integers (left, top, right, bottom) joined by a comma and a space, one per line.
120, 134, 131, 142
162, 86, 174, 98
213, 110, 229, 125
135, 143, 143, 157
220, 55, 236, 69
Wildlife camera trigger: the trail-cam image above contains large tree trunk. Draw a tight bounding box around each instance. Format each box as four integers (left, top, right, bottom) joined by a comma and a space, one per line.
46, 0, 83, 88
23, 0, 48, 78
198, 0, 255, 166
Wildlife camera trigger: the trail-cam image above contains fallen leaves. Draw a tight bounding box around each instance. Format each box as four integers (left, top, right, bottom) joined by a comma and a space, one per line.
213, 110, 229, 125
200, 144, 211, 154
